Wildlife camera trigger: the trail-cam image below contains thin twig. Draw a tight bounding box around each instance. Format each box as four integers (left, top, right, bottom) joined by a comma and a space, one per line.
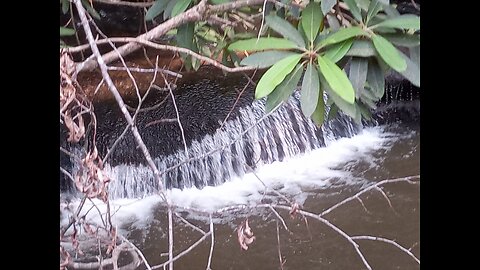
219, 69, 257, 129
103, 56, 161, 163
174, 212, 207, 235
373, 186, 399, 216
351, 235, 420, 265
206, 215, 214, 270
268, 205, 291, 233
150, 232, 212, 270
69, 37, 257, 73
106, 66, 182, 78
87, 15, 143, 103
161, 72, 189, 158
159, 107, 279, 176
168, 207, 174, 270
276, 220, 285, 270
256, 0, 268, 40
145, 118, 178, 128
356, 197, 371, 214
60, 167, 75, 183
320, 175, 420, 217
76, 0, 277, 72
119, 234, 153, 270
73, 0, 167, 201
274, 206, 373, 270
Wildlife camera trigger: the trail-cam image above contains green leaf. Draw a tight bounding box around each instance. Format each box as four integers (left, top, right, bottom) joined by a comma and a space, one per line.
265, 14, 306, 48
356, 0, 371, 11
61, 0, 69, 14
383, 4, 400, 18
317, 27, 366, 49
321, 0, 336, 15
327, 102, 338, 121
326, 14, 340, 31
409, 45, 420, 69
371, 34, 407, 72
320, 73, 357, 119
228, 37, 299, 51
301, 1, 323, 43
60, 27, 75, 36
397, 49, 420, 87
209, 0, 230, 4
171, 0, 192, 17
360, 86, 379, 108
301, 62, 320, 117
346, 40, 377, 57
371, 14, 420, 30
177, 22, 197, 70
266, 64, 304, 112
344, 0, 363, 22
255, 54, 303, 99
145, 0, 169, 21
311, 89, 325, 126
317, 55, 355, 104
233, 32, 257, 39
382, 33, 420, 47
349, 57, 368, 98
82, 0, 101, 20
366, 0, 383, 25
177, 22, 196, 50
163, 0, 177, 20
229, 51, 241, 66
240, 51, 298, 68
366, 58, 385, 99
357, 102, 372, 120
324, 38, 354, 63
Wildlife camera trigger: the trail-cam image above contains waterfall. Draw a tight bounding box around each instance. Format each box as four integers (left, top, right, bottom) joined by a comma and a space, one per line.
97, 92, 360, 199
63, 71, 419, 200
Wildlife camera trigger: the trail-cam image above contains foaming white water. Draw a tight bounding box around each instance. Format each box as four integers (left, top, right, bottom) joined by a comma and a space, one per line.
167, 126, 393, 212
61, 126, 395, 229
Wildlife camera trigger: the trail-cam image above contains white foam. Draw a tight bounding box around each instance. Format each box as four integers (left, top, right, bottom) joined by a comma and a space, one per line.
61, 126, 395, 229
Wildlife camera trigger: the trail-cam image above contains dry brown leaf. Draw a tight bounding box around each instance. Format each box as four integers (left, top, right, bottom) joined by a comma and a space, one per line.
289, 202, 300, 219
237, 218, 256, 250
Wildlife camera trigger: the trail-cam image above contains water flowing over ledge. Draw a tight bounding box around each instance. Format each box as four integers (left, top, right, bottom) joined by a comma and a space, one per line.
62, 72, 419, 200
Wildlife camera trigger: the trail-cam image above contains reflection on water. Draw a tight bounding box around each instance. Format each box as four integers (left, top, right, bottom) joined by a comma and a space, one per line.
61, 122, 419, 270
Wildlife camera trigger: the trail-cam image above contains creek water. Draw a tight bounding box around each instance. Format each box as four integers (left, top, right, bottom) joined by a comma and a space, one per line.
61, 120, 419, 269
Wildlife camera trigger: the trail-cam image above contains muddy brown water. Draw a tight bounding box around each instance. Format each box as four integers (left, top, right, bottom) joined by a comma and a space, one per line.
114, 122, 419, 270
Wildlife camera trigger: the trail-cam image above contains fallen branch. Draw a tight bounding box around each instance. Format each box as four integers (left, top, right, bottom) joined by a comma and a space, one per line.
351, 235, 420, 264
76, 0, 274, 72
68, 37, 257, 73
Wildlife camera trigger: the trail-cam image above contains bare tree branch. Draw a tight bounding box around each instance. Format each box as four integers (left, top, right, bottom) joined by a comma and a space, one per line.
106, 66, 183, 78
68, 37, 257, 73
320, 175, 420, 217
74, 0, 167, 200
76, 0, 274, 72
351, 235, 420, 265
274, 205, 373, 270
